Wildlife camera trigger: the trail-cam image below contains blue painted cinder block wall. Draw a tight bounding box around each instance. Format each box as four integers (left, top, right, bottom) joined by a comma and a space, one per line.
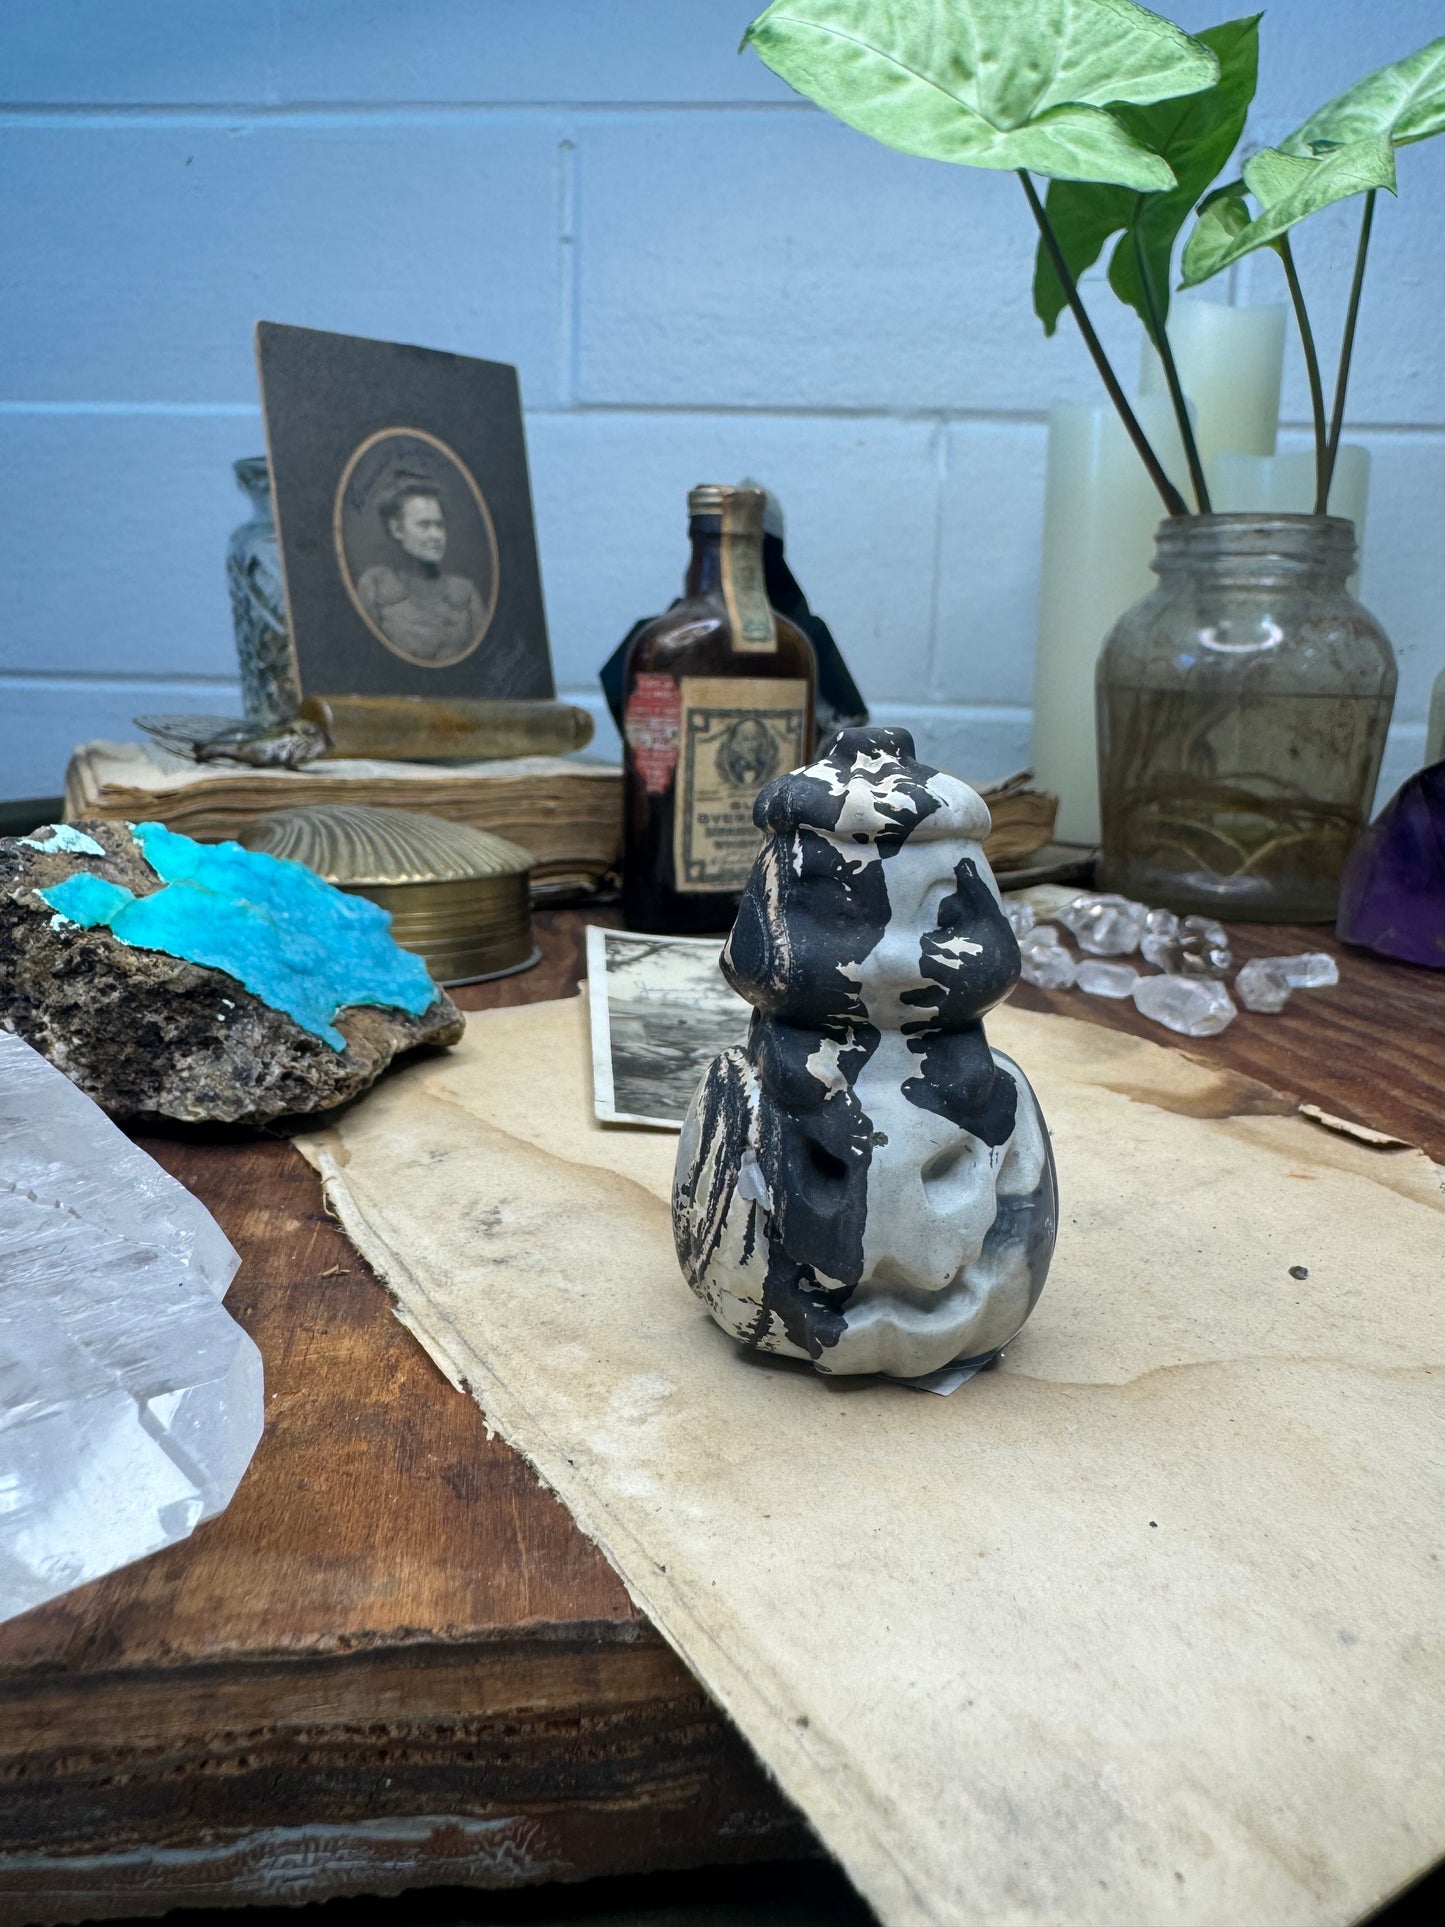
2, 0, 1442, 801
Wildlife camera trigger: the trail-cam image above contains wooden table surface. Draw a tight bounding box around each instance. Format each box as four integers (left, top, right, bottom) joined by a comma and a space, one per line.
1, 907, 1440, 1923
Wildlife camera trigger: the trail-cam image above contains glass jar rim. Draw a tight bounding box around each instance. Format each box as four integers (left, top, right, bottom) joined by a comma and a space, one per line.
1152, 510, 1356, 571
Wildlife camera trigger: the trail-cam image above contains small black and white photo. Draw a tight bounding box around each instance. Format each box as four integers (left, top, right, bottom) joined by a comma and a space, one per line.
256, 321, 555, 704
334, 429, 498, 669
585, 926, 750, 1129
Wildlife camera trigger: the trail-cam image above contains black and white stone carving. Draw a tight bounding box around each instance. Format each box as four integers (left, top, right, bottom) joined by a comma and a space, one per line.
672, 727, 1056, 1379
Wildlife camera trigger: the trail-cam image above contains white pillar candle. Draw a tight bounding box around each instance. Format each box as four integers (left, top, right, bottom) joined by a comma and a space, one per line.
1140, 297, 1287, 496
1031, 394, 1190, 845
1211, 445, 1370, 589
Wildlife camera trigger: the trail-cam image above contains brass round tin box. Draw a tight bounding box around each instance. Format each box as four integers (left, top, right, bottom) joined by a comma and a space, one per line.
245, 803, 537, 986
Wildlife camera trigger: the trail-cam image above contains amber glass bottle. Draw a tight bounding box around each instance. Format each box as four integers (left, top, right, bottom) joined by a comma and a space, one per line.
621, 485, 817, 933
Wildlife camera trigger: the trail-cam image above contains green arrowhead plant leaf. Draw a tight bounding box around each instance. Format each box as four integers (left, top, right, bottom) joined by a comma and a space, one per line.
1175, 176, 1251, 282
1179, 33, 1445, 288
1284, 35, 1445, 153
1267, 38, 1445, 509
1032, 13, 1260, 342
742, 0, 1219, 188
1178, 133, 1397, 285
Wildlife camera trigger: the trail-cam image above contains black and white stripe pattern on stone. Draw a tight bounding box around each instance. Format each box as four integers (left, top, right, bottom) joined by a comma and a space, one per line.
672, 726, 1057, 1380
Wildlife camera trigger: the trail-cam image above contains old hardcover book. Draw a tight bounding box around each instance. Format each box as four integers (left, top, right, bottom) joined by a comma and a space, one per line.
64, 742, 623, 899
63, 744, 1055, 898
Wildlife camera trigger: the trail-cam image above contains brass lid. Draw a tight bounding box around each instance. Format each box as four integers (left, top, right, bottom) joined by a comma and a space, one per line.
242, 804, 537, 987
243, 803, 535, 887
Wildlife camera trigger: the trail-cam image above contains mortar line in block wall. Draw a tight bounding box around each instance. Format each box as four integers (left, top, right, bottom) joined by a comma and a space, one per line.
869, 701, 1034, 726
3, 401, 1440, 440
0, 673, 1040, 729
1273, 420, 1445, 441
555, 132, 578, 410
0, 400, 1050, 426
0, 401, 265, 419
923, 418, 950, 693
547, 402, 1053, 426
0, 669, 243, 689
0, 102, 822, 127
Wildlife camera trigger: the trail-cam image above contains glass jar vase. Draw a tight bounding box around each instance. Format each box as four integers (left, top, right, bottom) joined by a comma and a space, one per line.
227, 456, 299, 726
1096, 513, 1396, 922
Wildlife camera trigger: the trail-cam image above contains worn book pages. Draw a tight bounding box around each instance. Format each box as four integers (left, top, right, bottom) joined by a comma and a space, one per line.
297, 995, 1445, 1927
63, 740, 623, 896
62, 744, 1055, 887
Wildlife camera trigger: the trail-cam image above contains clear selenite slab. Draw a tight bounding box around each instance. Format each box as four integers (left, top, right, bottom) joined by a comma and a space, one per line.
0, 1032, 263, 1623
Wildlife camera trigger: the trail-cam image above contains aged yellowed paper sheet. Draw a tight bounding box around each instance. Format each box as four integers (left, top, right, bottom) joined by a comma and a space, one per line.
298, 994, 1445, 1927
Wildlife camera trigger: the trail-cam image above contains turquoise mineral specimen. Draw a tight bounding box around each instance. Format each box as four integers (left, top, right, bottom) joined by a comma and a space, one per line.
38, 821, 439, 1050
19, 825, 107, 857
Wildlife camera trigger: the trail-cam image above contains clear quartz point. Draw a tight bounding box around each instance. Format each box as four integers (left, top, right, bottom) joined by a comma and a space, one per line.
1181, 942, 1233, 977
1179, 909, 1240, 955
1058, 893, 1147, 956
0, 1032, 263, 1625
1142, 914, 1232, 977
1019, 929, 1076, 989
1180, 916, 1232, 973
1235, 958, 1294, 1013
1276, 951, 1340, 989
1003, 898, 1036, 938
1132, 973, 1237, 1037
1181, 915, 1228, 948
1075, 959, 1138, 998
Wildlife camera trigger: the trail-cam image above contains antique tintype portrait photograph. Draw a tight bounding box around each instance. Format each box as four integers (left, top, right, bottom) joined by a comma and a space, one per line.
256, 321, 555, 704
334, 428, 498, 669
585, 926, 748, 1129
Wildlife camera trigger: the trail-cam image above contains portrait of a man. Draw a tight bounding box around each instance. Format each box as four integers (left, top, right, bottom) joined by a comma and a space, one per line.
716, 714, 781, 789
356, 473, 487, 666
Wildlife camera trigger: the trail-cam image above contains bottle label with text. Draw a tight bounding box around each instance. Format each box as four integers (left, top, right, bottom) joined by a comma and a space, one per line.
673, 676, 808, 893
719, 492, 777, 652
623, 672, 682, 795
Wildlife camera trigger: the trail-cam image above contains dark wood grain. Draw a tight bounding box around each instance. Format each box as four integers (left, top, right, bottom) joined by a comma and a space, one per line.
0, 913, 635, 1679
0, 907, 1439, 1921
0, 910, 810, 1922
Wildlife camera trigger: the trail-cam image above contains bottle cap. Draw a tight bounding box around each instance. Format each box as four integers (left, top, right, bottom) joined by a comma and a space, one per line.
688, 484, 766, 531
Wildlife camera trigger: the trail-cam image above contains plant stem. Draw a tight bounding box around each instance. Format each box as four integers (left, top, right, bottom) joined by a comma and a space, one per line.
1323, 187, 1376, 507
1018, 170, 1189, 517
1277, 235, 1329, 515
1132, 226, 1212, 514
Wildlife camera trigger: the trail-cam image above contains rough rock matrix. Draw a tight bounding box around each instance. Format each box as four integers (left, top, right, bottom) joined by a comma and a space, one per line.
0, 819, 464, 1123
